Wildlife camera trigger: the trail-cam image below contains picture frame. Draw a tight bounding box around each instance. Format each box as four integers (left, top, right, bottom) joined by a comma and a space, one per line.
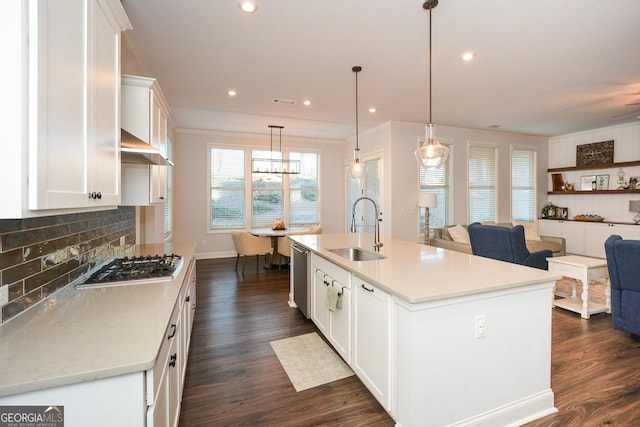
576, 140, 614, 166
580, 175, 596, 191
556, 207, 568, 220
596, 174, 610, 190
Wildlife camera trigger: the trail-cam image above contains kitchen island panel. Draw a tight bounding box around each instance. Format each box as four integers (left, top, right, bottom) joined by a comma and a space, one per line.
394, 283, 556, 426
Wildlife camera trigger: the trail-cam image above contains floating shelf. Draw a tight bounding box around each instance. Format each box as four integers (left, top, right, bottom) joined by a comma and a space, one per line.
547, 160, 640, 173
548, 189, 640, 195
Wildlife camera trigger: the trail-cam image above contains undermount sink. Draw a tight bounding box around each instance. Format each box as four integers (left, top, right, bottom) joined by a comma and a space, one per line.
327, 247, 387, 261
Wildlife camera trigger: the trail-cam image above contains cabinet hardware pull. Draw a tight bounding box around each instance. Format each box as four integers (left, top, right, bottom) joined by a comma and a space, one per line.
185, 295, 190, 302
167, 324, 177, 339
361, 284, 374, 293
169, 353, 177, 367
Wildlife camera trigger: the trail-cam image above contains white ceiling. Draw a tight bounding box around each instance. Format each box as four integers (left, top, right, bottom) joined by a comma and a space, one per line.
121, 0, 640, 140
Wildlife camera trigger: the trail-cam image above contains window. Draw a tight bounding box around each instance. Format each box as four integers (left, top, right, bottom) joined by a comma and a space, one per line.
251, 149, 283, 227
209, 146, 320, 230
164, 136, 173, 240
468, 144, 497, 223
289, 152, 320, 226
419, 143, 453, 232
210, 147, 245, 228
346, 155, 382, 233
511, 146, 537, 221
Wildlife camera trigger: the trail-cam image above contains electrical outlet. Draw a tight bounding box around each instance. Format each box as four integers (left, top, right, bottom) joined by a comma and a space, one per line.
0, 285, 8, 306
120, 236, 126, 246
475, 315, 487, 338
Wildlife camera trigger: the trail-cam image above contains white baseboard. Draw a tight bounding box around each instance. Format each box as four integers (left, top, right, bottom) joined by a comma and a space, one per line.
195, 250, 236, 260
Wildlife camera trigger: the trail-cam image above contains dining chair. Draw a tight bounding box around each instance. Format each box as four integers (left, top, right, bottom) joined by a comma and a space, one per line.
276, 226, 322, 265
231, 231, 272, 273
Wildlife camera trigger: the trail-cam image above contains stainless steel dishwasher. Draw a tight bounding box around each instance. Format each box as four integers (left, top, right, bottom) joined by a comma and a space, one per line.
291, 242, 310, 318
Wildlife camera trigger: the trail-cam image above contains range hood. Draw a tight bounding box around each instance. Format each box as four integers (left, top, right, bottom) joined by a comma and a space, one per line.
120, 129, 172, 166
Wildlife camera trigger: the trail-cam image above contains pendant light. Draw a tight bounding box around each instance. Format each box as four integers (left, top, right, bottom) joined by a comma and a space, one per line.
414, 0, 449, 170
347, 65, 367, 180
251, 125, 300, 174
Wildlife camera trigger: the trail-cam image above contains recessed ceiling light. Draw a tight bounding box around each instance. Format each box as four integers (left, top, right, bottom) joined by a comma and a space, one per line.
488, 124, 501, 128
303, 100, 311, 106
461, 52, 475, 61
369, 107, 376, 113
228, 90, 237, 97
239, 0, 257, 13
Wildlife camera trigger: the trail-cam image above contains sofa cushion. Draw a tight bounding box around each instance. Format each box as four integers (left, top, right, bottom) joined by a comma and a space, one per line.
448, 225, 470, 244
513, 221, 542, 241
527, 239, 562, 254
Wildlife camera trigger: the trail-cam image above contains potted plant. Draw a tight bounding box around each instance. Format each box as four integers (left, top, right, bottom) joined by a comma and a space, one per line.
541, 202, 558, 219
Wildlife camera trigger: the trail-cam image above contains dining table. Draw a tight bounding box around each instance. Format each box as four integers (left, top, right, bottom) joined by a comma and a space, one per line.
249, 226, 312, 268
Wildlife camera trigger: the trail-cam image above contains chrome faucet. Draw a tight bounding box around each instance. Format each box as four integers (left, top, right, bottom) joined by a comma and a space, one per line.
350, 196, 383, 251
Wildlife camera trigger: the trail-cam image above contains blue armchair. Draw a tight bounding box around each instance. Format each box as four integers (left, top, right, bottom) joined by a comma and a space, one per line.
604, 235, 640, 337
468, 222, 552, 270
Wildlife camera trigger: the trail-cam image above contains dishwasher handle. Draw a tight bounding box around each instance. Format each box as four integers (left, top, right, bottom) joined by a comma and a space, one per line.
291, 243, 309, 255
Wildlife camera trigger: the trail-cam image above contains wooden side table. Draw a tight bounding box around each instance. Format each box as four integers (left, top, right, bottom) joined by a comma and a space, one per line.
546, 255, 611, 319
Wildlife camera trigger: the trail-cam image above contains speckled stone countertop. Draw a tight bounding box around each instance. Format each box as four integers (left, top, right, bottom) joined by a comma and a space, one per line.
289, 233, 560, 304
0, 242, 195, 398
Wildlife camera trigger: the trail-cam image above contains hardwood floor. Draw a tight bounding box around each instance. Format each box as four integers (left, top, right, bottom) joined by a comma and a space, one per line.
178, 258, 393, 427
179, 258, 640, 427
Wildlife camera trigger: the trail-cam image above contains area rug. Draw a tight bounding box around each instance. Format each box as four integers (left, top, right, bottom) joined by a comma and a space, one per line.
270, 332, 353, 392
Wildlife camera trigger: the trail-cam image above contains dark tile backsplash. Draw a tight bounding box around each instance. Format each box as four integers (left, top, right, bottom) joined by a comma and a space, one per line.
0, 207, 136, 323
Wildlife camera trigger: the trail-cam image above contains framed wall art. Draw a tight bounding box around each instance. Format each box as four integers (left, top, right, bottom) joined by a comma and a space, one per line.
596, 174, 610, 190
580, 175, 596, 191
576, 140, 614, 166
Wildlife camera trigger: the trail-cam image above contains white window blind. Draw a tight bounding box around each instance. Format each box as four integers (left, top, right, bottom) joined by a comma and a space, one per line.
210, 147, 245, 228
419, 143, 453, 230
251, 149, 283, 227
289, 152, 320, 226
346, 156, 382, 233
468, 144, 497, 223
512, 147, 537, 222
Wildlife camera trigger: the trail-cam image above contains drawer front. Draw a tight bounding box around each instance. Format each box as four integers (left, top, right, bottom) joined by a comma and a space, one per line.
312, 254, 351, 288
146, 301, 180, 406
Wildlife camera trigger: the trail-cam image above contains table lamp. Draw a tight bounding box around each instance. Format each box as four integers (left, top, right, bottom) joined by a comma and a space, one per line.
630, 200, 640, 224
418, 193, 437, 244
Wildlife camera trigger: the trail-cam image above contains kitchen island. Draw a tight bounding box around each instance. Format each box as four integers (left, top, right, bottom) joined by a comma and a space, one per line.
289, 232, 561, 427
0, 241, 197, 427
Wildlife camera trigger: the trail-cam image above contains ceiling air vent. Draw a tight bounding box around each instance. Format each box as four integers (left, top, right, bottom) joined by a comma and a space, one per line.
272, 98, 296, 105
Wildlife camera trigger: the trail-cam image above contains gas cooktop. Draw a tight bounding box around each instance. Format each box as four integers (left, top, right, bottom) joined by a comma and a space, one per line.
76, 254, 183, 289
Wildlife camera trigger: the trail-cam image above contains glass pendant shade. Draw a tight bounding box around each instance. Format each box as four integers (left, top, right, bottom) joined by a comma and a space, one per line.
415, 123, 449, 170
348, 148, 368, 180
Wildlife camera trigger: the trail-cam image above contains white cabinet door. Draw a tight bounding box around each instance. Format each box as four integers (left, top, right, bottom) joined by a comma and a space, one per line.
312, 267, 330, 336
584, 222, 615, 258
28, 0, 126, 210
562, 221, 585, 255
87, 0, 122, 206
353, 278, 391, 410
327, 280, 351, 363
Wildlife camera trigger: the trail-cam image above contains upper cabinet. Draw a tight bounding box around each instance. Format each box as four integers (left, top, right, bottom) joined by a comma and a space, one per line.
121, 75, 172, 206
0, 0, 131, 218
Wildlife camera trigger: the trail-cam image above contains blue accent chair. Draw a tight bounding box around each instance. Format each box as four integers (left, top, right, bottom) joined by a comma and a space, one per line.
468, 222, 552, 270
604, 235, 640, 337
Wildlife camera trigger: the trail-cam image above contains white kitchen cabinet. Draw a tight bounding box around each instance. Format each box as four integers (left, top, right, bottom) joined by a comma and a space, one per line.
121, 75, 172, 206
0, 0, 130, 218
353, 277, 391, 411
179, 258, 197, 398
121, 163, 168, 205
539, 219, 640, 257
311, 254, 351, 363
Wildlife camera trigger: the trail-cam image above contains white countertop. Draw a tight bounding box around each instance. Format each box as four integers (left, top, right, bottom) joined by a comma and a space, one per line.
290, 233, 560, 304
0, 241, 196, 398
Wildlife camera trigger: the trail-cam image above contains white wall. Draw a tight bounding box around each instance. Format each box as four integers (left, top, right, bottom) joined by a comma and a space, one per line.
547, 122, 640, 223
352, 121, 549, 242
173, 129, 345, 258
